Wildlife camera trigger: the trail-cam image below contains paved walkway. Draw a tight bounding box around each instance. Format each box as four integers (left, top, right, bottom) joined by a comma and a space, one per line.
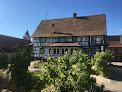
93, 62, 122, 92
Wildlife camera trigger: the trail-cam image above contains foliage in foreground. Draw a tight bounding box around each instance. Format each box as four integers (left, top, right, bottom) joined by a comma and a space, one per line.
0, 50, 45, 92
91, 50, 114, 77
7, 50, 45, 92
0, 53, 9, 69
39, 51, 100, 92
0, 50, 113, 92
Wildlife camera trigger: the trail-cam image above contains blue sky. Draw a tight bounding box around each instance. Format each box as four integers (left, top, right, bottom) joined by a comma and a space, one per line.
0, 0, 122, 39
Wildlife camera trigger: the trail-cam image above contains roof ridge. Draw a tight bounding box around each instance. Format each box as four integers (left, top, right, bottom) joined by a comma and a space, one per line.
0, 34, 30, 41
42, 14, 106, 21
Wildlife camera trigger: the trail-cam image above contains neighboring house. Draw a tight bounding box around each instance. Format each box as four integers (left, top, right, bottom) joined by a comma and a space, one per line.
0, 33, 32, 57
105, 35, 122, 61
32, 13, 107, 59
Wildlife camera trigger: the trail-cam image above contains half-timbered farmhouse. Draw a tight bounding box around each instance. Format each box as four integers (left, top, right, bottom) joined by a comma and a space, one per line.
32, 13, 107, 59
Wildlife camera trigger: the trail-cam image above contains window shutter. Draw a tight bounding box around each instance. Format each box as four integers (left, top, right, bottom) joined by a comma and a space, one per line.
64, 38, 67, 42
45, 38, 47, 42
40, 48, 44, 54
39, 38, 42, 43
58, 38, 60, 42
72, 37, 77, 42
94, 49, 96, 54
91, 37, 95, 46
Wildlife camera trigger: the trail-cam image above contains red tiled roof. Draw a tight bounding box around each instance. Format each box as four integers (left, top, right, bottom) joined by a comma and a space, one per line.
107, 41, 122, 47
42, 43, 80, 47
32, 14, 107, 37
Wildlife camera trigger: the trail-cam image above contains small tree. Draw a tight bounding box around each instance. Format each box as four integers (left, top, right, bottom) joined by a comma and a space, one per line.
91, 50, 114, 77
7, 49, 44, 91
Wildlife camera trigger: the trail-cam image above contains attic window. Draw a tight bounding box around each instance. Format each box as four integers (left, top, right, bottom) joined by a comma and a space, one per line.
52, 24, 54, 33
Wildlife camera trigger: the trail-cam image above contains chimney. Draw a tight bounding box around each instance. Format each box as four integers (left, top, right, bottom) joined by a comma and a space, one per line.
73, 13, 77, 18
52, 23, 54, 33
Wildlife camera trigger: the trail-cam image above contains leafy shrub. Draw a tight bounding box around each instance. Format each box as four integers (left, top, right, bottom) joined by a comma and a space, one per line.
6, 49, 45, 92
40, 51, 100, 92
22, 71, 45, 92
91, 50, 114, 77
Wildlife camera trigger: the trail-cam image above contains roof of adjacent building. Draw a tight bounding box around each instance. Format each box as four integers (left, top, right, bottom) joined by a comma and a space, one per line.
105, 35, 120, 41
107, 41, 122, 48
32, 14, 107, 37
42, 43, 80, 47
0, 34, 32, 49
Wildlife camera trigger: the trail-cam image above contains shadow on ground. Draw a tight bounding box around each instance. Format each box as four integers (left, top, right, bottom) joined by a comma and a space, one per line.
109, 63, 122, 81
92, 62, 122, 92
103, 90, 112, 92
100, 84, 112, 92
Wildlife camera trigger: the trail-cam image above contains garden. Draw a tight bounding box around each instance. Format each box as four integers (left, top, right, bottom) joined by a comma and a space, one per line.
0, 50, 114, 92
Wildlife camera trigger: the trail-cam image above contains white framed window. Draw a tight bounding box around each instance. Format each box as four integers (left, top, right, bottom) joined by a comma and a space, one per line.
57, 48, 59, 54
53, 38, 58, 43
60, 38, 64, 42
49, 48, 51, 54
61, 48, 69, 55
39, 38, 47, 43
65, 48, 68, 53
71, 49, 73, 55
53, 48, 56, 54
70, 48, 78, 55
58, 37, 67, 42
61, 48, 65, 55
53, 48, 60, 55
41, 38, 45, 42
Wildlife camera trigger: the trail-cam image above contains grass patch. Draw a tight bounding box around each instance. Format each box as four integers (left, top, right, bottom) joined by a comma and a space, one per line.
34, 62, 48, 69
34, 63, 42, 68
